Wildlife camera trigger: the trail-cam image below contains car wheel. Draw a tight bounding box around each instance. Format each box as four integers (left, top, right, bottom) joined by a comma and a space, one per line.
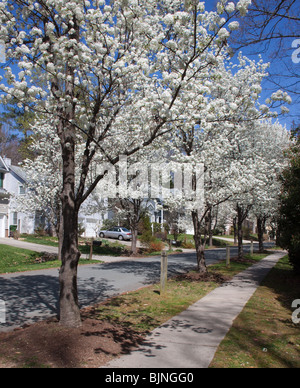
99, 233, 105, 238
118, 235, 124, 241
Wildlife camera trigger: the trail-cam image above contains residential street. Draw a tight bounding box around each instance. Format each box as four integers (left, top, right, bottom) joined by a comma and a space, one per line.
0, 239, 273, 332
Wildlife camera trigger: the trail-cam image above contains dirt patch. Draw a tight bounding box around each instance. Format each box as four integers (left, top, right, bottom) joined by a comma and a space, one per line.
0, 315, 144, 368
175, 271, 229, 284
230, 257, 259, 265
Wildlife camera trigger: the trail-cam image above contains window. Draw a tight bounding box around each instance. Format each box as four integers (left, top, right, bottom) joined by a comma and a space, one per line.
19, 186, 26, 195
12, 212, 18, 226
0, 173, 3, 188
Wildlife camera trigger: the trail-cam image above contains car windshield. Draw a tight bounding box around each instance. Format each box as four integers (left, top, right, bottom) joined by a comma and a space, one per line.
121, 228, 130, 232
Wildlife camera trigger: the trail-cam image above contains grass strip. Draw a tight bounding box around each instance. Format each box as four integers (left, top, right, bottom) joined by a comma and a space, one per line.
210, 255, 300, 368
87, 253, 268, 334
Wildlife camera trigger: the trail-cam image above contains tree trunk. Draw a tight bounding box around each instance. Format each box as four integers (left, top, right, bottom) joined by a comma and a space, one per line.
58, 134, 82, 328
208, 209, 213, 247
233, 217, 238, 244
237, 218, 244, 260
131, 229, 138, 255
58, 214, 64, 263
59, 209, 81, 328
54, 207, 64, 262
192, 210, 207, 273
129, 200, 141, 256
257, 216, 266, 253
237, 205, 246, 260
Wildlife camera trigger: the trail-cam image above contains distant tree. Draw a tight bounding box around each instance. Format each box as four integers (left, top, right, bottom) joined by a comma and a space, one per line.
0, 124, 21, 164
279, 125, 300, 273
0, 99, 36, 161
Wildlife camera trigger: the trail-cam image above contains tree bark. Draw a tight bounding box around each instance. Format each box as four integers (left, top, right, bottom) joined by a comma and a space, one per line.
208, 209, 213, 247
237, 216, 244, 260
131, 229, 138, 255
58, 131, 82, 328
236, 204, 250, 260
257, 215, 266, 253
233, 217, 238, 244
192, 210, 207, 273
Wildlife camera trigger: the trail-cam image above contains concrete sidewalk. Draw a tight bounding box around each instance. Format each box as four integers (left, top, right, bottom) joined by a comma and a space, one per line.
104, 251, 286, 369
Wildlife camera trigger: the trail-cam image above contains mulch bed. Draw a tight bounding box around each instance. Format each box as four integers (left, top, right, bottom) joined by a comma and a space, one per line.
0, 315, 144, 368
175, 271, 230, 284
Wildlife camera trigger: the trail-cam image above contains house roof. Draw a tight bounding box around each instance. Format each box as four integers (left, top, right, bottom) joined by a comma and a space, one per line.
0, 156, 10, 174
9, 164, 27, 183
0, 156, 27, 183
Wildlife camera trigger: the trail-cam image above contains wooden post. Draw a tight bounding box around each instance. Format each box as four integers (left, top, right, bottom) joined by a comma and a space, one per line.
160, 250, 168, 295
226, 245, 231, 268
89, 238, 94, 261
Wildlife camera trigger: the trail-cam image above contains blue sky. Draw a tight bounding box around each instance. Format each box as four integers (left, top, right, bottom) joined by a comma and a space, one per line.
237, 39, 299, 130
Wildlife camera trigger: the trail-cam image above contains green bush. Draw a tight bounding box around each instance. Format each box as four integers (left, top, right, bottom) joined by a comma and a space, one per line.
278, 129, 300, 274
139, 230, 156, 247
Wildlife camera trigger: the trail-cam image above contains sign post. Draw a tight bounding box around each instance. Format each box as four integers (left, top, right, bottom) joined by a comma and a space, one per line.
0, 299, 6, 324
226, 245, 231, 268
160, 250, 168, 295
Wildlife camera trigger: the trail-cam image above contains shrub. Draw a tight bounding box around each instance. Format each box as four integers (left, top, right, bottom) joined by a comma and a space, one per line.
154, 231, 167, 241
152, 222, 162, 234
139, 230, 156, 247
148, 240, 165, 253
34, 226, 47, 237
139, 231, 165, 252
181, 240, 195, 249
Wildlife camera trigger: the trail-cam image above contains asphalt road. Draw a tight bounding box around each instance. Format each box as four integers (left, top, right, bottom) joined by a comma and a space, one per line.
0, 243, 273, 332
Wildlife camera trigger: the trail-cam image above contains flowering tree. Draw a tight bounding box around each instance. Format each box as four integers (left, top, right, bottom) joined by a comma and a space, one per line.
0, 0, 254, 327
167, 50, 288, 272
230, 119, 290, 259
249, 120, 290, 252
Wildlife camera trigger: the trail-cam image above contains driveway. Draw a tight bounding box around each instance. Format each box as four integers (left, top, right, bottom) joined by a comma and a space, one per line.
0, 237, 59, 254
0, 239, 273, 332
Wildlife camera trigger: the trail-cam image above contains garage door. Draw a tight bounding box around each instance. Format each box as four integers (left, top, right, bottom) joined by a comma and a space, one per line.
0, 215, 5, 238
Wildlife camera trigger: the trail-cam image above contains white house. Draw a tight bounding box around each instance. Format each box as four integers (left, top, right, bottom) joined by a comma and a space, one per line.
0, 156, 111, 238
0, 156, 10, 238
0, 156, 36, 237
0, 155, 187, 239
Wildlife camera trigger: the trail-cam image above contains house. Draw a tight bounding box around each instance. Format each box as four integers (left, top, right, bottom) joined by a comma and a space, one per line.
0, 156, 111, 238
0, 156, 10, 238
0, 155, 184, 239
0, 156, 36, 237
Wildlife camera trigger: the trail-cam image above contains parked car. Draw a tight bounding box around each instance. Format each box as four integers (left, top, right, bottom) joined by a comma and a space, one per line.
99, 227, 132, 241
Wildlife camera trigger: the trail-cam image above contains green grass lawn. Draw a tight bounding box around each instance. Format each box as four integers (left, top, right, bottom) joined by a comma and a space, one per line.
18, 235, 59, 247
91, 253, 269, 333
210, 255, 300, 368
19, 235, 129, 257
0, 244, 99, 274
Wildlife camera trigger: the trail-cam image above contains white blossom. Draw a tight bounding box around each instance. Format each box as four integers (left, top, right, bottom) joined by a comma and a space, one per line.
228, 21, 240, 31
